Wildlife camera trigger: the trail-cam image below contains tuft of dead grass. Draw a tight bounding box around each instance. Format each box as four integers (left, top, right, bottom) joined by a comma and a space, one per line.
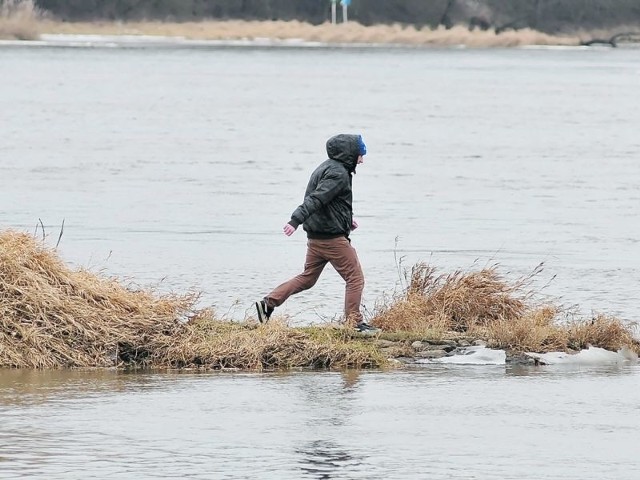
567, 313, 639, 353
372, 263, 530, 333
153, 312, 385, 370
480, 306, 569, 353
371, 262, 639, 355
0, 230, 196, 368
483, 310, 640, 354
0, 0, 42, 40
0, 230, 385, 369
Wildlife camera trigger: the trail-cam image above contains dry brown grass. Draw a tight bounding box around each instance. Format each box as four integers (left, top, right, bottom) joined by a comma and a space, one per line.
480, 306, 569, 353
371, 262, 639, 354
567, 313, 638, 353
1, 230, 636, 368
0, 0, 42, 40
154, 313, 384, 370
372, 263, 530, 333
0, 230, 196, 368
0, 230, 384, 369
33, 19, 582, 47
483, 310, 640, 354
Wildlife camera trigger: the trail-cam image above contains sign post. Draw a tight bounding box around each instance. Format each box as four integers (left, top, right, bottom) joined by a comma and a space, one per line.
341, 0, 351, 23
330, 0, 337, 25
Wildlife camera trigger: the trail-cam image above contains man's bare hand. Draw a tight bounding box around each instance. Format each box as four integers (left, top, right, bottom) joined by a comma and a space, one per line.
283, 223, 297, 236
351, 219, 359, 231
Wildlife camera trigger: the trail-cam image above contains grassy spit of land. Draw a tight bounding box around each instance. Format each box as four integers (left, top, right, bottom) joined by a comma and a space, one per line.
29, 19, 583, 47
2, 0, 635, 47
1, 230, 637, 370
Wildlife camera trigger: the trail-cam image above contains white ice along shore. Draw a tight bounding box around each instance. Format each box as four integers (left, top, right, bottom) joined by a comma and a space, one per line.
0, 34, 336, 49
417, 345, 639, 366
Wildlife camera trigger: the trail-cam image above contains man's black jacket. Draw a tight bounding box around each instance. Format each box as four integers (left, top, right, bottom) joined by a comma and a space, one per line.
288, 134, 361, 239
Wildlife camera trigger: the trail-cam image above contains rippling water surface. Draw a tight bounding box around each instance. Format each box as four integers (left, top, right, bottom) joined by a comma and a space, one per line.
2, 44, 639, 322
2, 366, 640, 479
1, 43, 639, 478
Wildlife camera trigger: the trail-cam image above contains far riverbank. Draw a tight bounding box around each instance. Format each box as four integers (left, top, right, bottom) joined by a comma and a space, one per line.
4, 12, 639, 48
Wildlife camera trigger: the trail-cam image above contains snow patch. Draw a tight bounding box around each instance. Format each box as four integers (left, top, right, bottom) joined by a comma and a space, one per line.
526, 346, 638, 365
416, 345, 638, 367
418, 346, 506, 365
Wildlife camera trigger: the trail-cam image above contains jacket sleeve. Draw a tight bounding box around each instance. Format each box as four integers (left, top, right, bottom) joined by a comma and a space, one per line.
289, 169, 349, 228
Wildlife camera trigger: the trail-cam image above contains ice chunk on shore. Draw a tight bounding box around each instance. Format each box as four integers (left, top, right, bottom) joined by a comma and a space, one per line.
418, 346, 507, 365
417, 345, 638, 367
526, 346, 638, 365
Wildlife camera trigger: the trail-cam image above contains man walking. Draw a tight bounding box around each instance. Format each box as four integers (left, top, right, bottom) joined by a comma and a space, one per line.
256, 134, 379, 333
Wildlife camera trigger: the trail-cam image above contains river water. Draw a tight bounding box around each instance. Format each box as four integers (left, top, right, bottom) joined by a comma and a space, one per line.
1, 40, 639, 478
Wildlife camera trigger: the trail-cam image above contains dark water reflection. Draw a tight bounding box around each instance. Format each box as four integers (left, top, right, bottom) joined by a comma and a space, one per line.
0, 369, 169, 406
297, 440, 372, 480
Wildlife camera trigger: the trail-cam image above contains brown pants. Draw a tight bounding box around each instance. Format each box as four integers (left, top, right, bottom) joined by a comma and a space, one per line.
266, 237, 365, 323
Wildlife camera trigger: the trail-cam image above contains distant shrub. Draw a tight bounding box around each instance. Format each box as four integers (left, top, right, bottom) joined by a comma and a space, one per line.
0, 0, 43, 40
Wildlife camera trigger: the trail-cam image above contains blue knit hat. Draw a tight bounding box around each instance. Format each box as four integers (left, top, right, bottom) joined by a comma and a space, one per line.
357, 135, 367, 156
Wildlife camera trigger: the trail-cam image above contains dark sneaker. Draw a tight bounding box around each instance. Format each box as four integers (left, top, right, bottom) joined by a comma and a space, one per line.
355, 322, 381, 334
255, 300, 274, 324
